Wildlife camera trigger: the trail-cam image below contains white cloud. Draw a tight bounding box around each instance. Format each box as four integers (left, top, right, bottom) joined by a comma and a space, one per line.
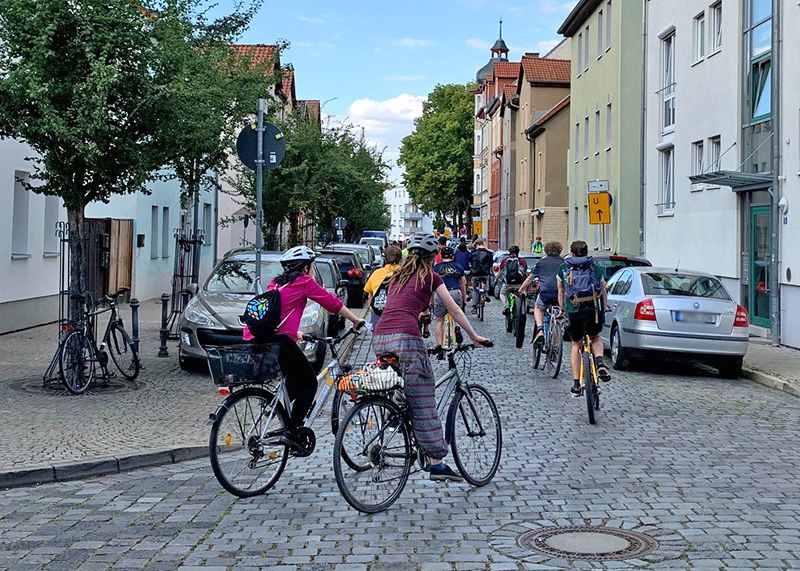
537, 0, 578, 15
384, 74, 426, 82
392, 37, 434, 48
465, 37, 492, 50
297, 15, 325, 24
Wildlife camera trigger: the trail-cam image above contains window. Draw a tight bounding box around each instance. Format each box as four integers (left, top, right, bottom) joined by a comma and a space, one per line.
583, 25, 590, 70
150, 205, 159, 259
661, 33, 676, 132
606, 103, 613, 148
691, 140, 704, 191
751, 57, 771, 120
605, 1, 612, 50
43, 196, 60, 255
162, 207, 170, 258
693, 12, 706, 61
597, 10, 604, 56
11, 171, 30, 258
594, 110, 601, 153
710, 136, 721, 170
203, 203, 212, 245
574, 122, 580, 162
583, 116, 589, 158
577, 33, 583, 73
658, 147, 675, 214
710, 2, 722, 52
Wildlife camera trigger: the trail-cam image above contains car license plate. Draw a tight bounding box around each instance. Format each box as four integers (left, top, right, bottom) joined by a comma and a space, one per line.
674, 311, 716, 324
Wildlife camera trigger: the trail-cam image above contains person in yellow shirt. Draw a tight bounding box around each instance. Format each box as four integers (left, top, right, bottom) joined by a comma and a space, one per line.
363, 244, 403, 326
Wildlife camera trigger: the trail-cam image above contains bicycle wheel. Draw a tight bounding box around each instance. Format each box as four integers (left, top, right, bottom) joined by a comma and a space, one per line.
531, 329, 542, 370
209, 386, 289, 497
59, 330, 96, 394
331, 389, 366, 472
447, 384, 502, 486
477, 298, 484, 321
107, 324, 140, 380
333, 396, 413, 513
545, 324, 563, 379
505, 298, 513, 333
514, 303, 527, 349
583, 354, 596, 425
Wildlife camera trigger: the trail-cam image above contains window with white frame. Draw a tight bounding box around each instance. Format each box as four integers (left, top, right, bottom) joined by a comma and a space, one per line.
661, 33, 676, 132
43, 196, 60, 255
150, 205, 159, 259
659, 147, 675, 214
583, 25, 590, 70
162, 207, 170, 258
597, 10, 604, 55
710, 2, 722, 52
709, 136, 721, 170
693, 12, 706, 61
12, 171, 30, 258
577, 33, 583, 73
691, 140, 704, 190
606, 102, 613, 149
605, 1, 612, 50
583, 116, 589, 158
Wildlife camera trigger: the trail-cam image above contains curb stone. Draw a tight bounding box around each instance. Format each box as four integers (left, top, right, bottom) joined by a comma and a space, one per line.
742, 367, 800, 398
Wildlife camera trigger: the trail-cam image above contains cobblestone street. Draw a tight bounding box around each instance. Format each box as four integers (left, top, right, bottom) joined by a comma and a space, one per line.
3, 302, 800, 569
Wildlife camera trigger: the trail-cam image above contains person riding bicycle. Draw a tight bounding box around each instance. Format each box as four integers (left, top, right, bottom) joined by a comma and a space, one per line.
498, 245, 528, 316
373, 233, 491, 482
519, 242, 564, 348
364, 244, 403, 327
433, 246, 467, 350
433, 235, 448, 265
557, 240, 611, 396
257, 246, 365, 451
469, 239, 494, 314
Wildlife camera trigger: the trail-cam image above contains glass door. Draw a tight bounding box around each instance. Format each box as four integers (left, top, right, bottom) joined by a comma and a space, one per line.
749, 205, 771, 328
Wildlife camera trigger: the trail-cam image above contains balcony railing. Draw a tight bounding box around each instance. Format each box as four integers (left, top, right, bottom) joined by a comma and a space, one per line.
403, 210, 423, 220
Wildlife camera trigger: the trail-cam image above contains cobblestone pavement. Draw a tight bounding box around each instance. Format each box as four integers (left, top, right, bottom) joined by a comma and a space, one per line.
3, 303, 800, 569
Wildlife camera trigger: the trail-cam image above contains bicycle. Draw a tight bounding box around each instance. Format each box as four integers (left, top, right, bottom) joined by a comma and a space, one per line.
333, 342, 501, 513
577, 334, 601, 425
58, 288, 140, 394
472, 276, 489, 321
207, 327, 361, 498
532, 304, 564, 379
442, 312, 462, 350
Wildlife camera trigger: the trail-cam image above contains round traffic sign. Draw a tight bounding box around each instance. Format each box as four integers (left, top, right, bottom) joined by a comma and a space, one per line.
236, 122, 286, 171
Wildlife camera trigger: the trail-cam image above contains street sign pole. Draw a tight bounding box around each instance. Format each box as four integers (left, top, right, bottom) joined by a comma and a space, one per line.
255, 98, 265, 292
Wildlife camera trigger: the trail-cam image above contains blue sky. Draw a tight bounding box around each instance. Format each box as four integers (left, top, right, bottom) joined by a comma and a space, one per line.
225, 0, 577, 182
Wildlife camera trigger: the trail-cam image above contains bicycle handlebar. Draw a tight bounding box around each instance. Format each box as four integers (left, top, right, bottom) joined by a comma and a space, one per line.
428, 341, 493, 357
303, 323, 364, 346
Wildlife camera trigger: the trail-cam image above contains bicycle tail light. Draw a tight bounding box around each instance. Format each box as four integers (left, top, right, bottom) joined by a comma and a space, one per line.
217, 387, 231, 396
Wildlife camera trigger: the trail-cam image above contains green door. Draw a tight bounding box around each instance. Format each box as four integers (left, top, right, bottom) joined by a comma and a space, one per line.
749, 206, 771, 328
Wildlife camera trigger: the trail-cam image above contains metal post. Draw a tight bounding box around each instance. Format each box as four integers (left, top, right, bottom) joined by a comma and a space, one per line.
255, 98, 265, 293
191, 179, 200, 285
129, 298, 140, 354
769, 0, 781, 346
158, 293, 170, 357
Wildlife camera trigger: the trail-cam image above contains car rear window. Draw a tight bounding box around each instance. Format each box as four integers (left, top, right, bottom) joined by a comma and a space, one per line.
595, 259, 651, 281
316, 262, 335, 288
323, 252, 356, 266
642, 273, 732, 300
205, 260, 282, 294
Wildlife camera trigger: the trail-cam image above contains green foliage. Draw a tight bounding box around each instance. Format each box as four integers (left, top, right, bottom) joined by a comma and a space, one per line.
398, 83, 474, 228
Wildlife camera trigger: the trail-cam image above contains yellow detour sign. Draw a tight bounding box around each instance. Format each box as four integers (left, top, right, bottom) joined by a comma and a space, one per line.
588, 192, 612, 225
472, 221, 483, 236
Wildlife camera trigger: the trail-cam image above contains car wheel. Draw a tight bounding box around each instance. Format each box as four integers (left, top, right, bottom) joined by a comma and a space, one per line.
717, 356, 743, 379
610, 325, 630, 371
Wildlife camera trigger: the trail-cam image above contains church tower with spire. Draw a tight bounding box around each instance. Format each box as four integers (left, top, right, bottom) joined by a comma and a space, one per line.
476, 20, 510, 83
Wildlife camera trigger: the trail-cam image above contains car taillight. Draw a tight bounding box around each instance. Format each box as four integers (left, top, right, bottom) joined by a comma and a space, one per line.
634, 298, 656, 321
60, 324, 74, 332
734, 305, 749, 327
346, 268, 363, 278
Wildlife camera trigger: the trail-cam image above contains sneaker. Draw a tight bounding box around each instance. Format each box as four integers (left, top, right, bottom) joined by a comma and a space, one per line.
502, 308, 510, 316
570, 380, 582, 397
533, 329, 545, 348
596, 359, 611, 382
428, 463, 463, 482
471, 307, 478, 315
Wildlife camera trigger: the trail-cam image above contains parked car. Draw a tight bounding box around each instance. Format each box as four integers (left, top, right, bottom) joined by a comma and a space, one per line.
519, 252, 543, 274
324, 243, 377, 278
367, 244, 384, 267
178, 250, 330, 373
492, 250, 509, 298
360, 230, 388, 249
591, 253, 652, 281
315, 256, 348, 335
600, 267, 749, 378
320, 249, 367, 308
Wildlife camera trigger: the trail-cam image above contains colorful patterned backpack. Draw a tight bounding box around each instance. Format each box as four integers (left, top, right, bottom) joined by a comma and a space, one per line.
241, 287, 283, 339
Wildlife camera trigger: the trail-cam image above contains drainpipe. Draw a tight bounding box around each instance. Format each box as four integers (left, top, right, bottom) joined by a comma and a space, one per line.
638, 0, 649, 256
769, 0, 781, 345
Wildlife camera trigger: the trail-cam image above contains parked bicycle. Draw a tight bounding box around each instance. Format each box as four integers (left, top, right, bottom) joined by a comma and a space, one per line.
58, 288, 140, 394
207, 327, 361, 498
576, 334, 601, 424
333, 342, 501, 513
532, 304, 564, 379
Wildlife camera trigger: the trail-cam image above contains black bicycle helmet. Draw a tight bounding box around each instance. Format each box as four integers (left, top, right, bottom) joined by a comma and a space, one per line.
440, 246, 455, 259
407, 232, 438, 255
508, 245, 520, 255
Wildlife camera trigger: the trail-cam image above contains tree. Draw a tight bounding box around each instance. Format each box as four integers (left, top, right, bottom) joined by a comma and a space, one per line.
0, 0, 262, 316
398, 83, 474, 230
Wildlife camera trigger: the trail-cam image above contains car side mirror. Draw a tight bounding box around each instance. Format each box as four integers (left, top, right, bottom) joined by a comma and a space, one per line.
186, 283, 199, 295
338, 279, 349, 288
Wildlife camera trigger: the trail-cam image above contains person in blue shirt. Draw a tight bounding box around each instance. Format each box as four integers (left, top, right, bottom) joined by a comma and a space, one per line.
433, 247, 467, 348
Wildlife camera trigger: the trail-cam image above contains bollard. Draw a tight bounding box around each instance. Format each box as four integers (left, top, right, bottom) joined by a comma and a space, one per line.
129, 298, 140, 354
158, 293, 170, 357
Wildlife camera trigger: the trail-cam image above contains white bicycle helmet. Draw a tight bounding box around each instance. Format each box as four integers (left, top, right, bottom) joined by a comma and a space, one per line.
280, 245, 317, 269
407, 232, 439, 255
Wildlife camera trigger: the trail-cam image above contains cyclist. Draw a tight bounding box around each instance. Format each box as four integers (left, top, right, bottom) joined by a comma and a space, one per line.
433, 246, 467, 349
363, 244, 403, 327
556, 240, 611, 396
373, 233, 491, 482
498, 245, 528, 316
519, 242, 564, 347
433, 235, 448, 264
469, 239, 494, 314
259, 246, 366, 450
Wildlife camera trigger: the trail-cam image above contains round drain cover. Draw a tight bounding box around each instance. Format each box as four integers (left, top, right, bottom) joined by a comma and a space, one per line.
518, 526, 658, 561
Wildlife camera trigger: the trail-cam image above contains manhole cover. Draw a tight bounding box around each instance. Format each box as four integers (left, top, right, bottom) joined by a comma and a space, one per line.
8, 376, 142, 396
518, 526, 658, 561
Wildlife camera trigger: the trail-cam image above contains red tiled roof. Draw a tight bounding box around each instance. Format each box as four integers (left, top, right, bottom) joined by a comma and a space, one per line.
229, 44, 279, 71
502, 84, 516, 100
280, 67, 296, 104
493, 60, 520, 79
521, 55, 571, 83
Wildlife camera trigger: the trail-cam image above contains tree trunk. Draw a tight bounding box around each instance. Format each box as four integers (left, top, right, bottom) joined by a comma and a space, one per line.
289, 213, 300, 247
264, 222, 279, 250
67, 203, 87, 322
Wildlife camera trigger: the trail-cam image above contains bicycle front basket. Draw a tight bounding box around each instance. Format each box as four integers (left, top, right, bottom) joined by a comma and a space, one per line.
206, 344, 281, 386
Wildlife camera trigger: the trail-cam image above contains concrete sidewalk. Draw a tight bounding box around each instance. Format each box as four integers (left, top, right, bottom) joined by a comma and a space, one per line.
743, 339, 800, 397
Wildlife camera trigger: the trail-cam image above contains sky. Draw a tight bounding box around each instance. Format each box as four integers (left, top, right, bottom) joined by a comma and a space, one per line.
223, 0, 578, 185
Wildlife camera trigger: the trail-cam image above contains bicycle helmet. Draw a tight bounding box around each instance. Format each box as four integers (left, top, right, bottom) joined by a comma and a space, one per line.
508, 245, 520, 255
440, 246, 455, 259
407, 233, 438, 255
280, 245, 317, 270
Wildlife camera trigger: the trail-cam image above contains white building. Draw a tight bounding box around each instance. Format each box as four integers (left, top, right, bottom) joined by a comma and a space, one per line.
385, 187, 433, 241
644, 0, 799, 347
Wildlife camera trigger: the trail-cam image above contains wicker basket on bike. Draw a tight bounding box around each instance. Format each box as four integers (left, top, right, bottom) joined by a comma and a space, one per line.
206, 344, 281, 387
338, 353, 404, 393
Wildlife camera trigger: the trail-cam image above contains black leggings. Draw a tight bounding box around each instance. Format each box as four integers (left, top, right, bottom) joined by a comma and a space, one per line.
271, 334, 317, 428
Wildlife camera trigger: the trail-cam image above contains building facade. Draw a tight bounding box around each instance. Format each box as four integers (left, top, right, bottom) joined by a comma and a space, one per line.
559, 0, 644, 254
386, 187, 433, 241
